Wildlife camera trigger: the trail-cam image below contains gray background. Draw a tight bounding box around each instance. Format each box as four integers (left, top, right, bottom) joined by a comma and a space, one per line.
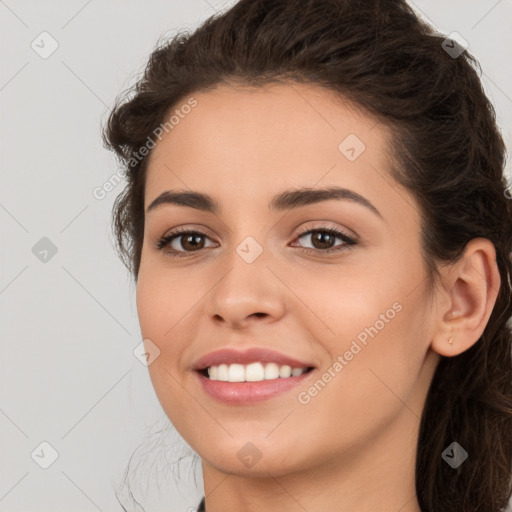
1, 1, 511, 511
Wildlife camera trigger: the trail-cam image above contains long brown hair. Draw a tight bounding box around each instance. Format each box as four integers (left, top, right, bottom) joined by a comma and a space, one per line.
103, 1, 512, 510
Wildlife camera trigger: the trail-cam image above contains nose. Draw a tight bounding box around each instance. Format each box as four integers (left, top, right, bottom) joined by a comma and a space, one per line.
204, 248, 286, 330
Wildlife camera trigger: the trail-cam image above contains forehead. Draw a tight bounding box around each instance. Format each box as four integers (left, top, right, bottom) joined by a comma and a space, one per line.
144, 82, 394, 210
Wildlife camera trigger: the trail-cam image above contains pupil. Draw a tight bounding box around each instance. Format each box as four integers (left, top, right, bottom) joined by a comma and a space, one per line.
313, 232, 333, 249
183, 234, 204, 250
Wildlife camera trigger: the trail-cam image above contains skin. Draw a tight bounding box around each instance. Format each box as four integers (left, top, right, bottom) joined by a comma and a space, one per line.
136, 82, 500, 512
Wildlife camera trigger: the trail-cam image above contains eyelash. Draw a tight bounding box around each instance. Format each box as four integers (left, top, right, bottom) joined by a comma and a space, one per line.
156, 225, 357, 258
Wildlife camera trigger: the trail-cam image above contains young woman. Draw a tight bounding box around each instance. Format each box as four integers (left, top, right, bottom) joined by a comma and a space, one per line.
103, 0, 512, 510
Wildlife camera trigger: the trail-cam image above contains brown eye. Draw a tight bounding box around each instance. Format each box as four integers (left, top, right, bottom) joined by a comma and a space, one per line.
179, 233, 206, 251
156, 229, 215, 255
294, 227, 357, 254
308, 231, 337, 249
156, 226, 357, 258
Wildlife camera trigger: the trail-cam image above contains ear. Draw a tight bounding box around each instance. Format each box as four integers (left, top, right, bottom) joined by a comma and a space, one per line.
430, 238, 501, 357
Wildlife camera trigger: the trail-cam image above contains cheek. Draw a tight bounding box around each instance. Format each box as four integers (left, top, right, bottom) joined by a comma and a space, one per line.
135, 265, 209, 408
292, 309, 424, 462
296, 270, 425, 426
135, 270, 189, 407
135, 271, 194, 429
136, 263, 199, 341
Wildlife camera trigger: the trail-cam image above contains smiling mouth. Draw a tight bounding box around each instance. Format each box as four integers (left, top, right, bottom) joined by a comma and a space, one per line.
198, 362, 315, 382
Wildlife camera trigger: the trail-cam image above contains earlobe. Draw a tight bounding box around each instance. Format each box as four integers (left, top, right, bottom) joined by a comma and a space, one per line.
430, 238, 501, 358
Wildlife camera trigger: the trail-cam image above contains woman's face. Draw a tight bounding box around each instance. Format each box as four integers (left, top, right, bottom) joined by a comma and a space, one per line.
137, 83, 440, 478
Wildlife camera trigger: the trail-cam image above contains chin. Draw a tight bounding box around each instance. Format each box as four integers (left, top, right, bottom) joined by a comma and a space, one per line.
196, 434, 309, 477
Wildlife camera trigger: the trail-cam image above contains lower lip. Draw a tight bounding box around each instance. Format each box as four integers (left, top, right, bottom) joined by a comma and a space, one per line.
195, 369, 315, 404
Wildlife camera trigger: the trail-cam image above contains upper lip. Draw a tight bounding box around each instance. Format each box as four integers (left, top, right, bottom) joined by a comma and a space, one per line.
192, 347, 315, 371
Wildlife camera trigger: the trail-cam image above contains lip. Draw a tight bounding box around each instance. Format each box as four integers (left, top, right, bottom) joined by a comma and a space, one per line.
191, 347, 317, 405
192, 347, 315, 371
194, 366, 316, 404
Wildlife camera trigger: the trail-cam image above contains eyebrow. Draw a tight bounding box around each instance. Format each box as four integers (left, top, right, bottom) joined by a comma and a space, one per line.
146, 186, 383, 219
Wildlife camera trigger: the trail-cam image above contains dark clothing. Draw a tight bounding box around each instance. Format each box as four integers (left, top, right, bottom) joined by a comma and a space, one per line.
197, 497, 205, 511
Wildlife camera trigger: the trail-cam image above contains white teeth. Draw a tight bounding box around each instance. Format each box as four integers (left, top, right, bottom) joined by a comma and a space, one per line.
217, 364, 228, 381
228, 364, 245, 382
245, 362, 265, 382
264, 362, 280, 380
279, 365, 292, 378
206, 362, 309, 382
